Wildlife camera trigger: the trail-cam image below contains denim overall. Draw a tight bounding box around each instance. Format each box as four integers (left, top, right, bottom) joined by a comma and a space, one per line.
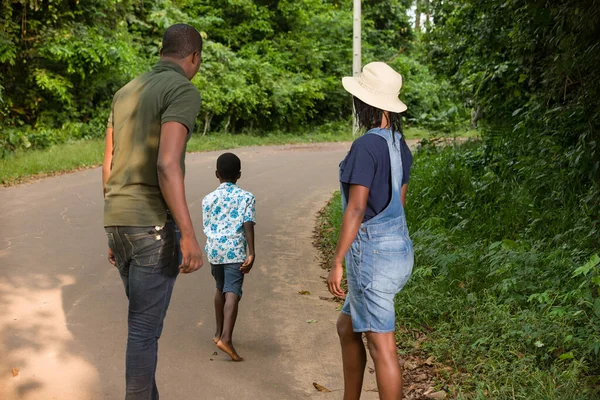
340, 128, 414, 333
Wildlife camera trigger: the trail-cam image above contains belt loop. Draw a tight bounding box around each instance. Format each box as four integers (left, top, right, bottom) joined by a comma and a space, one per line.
360, 225, 369, 240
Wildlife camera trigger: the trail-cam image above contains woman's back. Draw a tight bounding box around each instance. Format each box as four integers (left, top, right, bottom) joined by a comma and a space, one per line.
340, 131, 413, 221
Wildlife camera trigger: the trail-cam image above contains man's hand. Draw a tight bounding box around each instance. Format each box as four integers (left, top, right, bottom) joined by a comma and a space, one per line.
327, 259, 345, 298
240, 254, 255, 274
108, 248, 117, 266
179, 235, 203, 274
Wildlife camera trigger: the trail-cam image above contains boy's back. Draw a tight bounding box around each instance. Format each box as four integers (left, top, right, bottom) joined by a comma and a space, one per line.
202, 182, 256, 265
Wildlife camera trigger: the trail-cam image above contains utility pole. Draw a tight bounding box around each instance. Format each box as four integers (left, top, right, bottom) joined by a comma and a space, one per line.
353, 0, 361, 79
352, 0, 361, 133
415, 0, 421, 32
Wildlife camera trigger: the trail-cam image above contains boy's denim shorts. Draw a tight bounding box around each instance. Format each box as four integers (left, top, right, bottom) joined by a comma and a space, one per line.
341, 227, 414, 333
211, 263, 244, 298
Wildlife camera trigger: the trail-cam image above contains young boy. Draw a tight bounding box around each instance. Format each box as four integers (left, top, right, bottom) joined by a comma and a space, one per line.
202, 152, 256, 361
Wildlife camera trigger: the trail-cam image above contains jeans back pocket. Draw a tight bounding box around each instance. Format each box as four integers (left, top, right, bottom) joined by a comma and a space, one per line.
125, 231, 163, 267
370, 238, 413, 294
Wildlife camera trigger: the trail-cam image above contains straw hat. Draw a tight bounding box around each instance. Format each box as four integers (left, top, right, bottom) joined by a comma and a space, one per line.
342, 62, 407, 113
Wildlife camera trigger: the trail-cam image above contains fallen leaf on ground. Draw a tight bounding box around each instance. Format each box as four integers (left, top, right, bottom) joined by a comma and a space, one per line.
424, 356, 435, 366
298, 290, 311, 295
312, 382, 331, 392
406, 384, 418, 392
413, 373, 428, 381
11, 368, 19, 377
404, 361, 418, 370
306, 319, 318, 323
425, 390, 447, 399
368, 367, 375, 374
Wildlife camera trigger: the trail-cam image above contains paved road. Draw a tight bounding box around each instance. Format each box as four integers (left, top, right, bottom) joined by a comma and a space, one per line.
0, 143, 386, 400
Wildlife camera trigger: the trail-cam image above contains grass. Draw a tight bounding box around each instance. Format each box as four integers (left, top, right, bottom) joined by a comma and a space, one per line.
0, 139, 106, 185
314, 191, 344, 267
0, 123, 448, 186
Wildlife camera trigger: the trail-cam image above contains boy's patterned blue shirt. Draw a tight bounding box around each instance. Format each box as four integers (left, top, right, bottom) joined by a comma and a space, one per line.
202, 182, 256, 264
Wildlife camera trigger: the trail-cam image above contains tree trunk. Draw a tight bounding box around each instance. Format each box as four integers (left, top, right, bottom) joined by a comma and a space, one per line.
203, 112, 212, 136
224, 114, 231, 132
415, 0, 421, 32
425, 0, 430, 26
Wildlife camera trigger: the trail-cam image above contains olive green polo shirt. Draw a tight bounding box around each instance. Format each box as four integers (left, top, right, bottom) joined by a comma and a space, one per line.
104, 60, 201, 227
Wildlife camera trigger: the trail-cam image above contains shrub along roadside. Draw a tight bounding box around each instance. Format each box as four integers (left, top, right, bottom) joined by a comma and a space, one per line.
314, 140, 599, 399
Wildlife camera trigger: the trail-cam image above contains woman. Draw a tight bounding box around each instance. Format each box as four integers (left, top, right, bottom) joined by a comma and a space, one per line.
327, 62, 414, 399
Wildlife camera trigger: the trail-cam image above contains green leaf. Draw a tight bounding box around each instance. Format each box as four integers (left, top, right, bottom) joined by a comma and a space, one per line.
559, 352, 574, 360
573, 254, 600, 277
501, 239, 519, 250
594, 299, 600, 318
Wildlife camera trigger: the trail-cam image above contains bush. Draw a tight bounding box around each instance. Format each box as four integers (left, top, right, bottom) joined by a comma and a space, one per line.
0, 107, 108, 157
395, 139, 600, 398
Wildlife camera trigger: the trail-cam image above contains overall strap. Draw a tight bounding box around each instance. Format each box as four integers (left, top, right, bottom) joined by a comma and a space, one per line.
339, 161, 348, 212
365, 128, 403, 204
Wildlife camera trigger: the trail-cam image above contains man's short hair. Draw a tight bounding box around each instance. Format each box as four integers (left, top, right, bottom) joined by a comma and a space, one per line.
217, 153, 241, 181
161, 24, 203, 59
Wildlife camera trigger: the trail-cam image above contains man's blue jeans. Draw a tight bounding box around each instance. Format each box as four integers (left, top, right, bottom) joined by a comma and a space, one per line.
105, 219, 179, 400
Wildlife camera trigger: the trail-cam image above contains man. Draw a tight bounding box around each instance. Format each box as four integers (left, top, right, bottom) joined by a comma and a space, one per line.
102, 23, 203, 399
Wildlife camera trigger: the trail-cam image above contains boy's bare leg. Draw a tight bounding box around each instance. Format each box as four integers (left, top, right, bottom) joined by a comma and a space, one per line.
365, 331, 402, 400
337, 313, 366, 400
216, 292, 243, 361
214, 289, 225, 343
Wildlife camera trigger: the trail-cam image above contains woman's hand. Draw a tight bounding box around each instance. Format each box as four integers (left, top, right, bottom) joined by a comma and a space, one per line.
327, 259, 345, 298
328, 185, 368, 299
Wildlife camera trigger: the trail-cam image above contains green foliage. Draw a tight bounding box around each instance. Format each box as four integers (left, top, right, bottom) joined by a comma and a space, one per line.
398, 6, 600, 394
314, 191, 344, 262
388, 54, 466, 131
396, 140, 600, 398
424, 0, 599, 182
1, 0, 459, 157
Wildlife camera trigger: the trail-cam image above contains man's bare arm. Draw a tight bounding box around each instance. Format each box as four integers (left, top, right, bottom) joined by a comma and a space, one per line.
157, 121, 203, 273
102, 127, 113, 196
101, 126, 117, 266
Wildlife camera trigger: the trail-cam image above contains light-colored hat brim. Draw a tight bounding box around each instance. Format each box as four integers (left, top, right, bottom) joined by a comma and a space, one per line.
342, 76, 407, 113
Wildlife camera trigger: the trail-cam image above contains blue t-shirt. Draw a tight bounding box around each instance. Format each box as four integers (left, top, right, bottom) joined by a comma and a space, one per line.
340, 133, 413, 222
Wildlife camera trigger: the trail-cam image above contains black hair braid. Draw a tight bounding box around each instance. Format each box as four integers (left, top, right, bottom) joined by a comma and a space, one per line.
353, 96, 404, 145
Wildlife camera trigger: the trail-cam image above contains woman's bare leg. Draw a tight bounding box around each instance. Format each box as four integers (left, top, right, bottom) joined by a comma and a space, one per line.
365, 331, 402, 399
337, 313, 367, 400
